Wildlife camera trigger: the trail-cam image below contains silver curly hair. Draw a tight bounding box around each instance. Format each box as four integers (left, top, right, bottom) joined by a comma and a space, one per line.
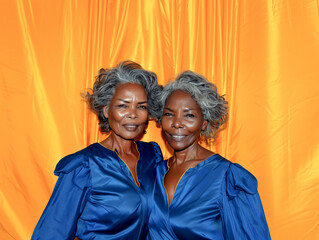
83, 61, 163, 132
159, 71, 228, 138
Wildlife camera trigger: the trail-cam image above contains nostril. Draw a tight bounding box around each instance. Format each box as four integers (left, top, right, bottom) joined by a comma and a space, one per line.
172, 120, 183, 128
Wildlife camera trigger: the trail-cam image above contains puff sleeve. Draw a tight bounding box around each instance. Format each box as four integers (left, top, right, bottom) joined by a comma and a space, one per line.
150, 141, 164, 164
220, 163, 271, 240
31, 153, 91, 240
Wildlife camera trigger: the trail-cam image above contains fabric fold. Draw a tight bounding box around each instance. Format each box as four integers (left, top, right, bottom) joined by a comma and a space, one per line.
226, 163, 258, 200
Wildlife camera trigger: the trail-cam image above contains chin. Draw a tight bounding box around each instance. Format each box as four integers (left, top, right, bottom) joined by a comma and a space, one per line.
167, 142, 188, 151
116, 131, 144, 141
125, 134, 142, 140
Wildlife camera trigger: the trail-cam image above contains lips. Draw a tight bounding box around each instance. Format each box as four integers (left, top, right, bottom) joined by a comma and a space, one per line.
167, 133, 187, 142
123, 124, 139, 131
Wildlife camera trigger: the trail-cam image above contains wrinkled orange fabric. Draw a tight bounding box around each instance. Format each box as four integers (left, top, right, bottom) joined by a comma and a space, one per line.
1, 1, 319, 239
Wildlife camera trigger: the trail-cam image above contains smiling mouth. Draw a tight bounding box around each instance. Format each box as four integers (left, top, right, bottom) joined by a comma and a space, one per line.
168, 133, 187, 141
123, 124, 139, 131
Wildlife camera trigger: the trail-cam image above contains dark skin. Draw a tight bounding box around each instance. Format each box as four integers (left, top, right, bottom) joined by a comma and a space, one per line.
100, 83, 149, 186
74, 83, 148, 239
161, 90, 214, 205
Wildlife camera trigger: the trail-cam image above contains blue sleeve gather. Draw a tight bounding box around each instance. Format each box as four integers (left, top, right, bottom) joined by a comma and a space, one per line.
32, 152, 91, 240
220, 163, 271, 240
150, 141, 164, 164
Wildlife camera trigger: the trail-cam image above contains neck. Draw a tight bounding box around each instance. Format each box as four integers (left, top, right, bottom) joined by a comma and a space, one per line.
101, 132, 136, 155
173, 141, 203, 164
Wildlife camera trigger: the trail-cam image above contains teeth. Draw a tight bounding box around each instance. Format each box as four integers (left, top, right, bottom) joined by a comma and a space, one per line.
124, 124, 138, 127
124, 125, 138, 131
171, 135, 185, 139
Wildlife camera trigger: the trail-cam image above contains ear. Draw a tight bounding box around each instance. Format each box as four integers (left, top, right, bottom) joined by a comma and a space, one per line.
201, 120, 208, 131
103, 106, 108, 118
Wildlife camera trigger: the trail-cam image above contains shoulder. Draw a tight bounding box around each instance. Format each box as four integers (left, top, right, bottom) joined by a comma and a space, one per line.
213, 154, 232, 167
204, 154, 232, 174
54, 144, 96, 176
224, 161, 258, 199
136, 141, 163, 164
136, 141, 159, 151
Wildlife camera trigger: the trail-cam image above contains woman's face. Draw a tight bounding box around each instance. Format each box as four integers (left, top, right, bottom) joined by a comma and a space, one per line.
104, 83, 148, 140
161, 90, 207, 151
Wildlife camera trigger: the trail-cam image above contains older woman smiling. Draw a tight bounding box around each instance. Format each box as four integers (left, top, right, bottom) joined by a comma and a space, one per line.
32, 61, 163, 240
148, 71, 271, 240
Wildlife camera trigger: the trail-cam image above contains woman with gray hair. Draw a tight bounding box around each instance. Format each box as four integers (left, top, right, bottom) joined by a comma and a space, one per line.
32, 61, 163, 239
148, 71, 271, 239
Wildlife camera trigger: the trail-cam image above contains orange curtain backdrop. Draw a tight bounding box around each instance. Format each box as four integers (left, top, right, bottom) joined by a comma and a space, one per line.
1, 0, 319, 239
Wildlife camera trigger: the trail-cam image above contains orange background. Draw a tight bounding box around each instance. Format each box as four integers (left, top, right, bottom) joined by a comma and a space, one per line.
1, 0, 319, 239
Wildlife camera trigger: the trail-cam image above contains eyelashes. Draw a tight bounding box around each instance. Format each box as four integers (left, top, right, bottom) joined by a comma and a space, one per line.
162, 112, 196, 118
137, 105, 148, 110
116, 104, 148, 110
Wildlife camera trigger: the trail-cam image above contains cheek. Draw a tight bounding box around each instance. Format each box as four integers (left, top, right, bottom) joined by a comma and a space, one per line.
108, 112, 124, 125
161, 119, 171, 131
186, 122, 203, 133
140, 111, 149, 122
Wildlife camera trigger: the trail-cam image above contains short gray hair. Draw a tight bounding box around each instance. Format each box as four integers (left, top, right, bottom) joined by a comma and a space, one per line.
83, 61, 162, 132
159, 71, 228, 138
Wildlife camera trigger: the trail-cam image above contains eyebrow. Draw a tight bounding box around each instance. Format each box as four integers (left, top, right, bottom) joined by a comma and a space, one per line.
164, 107, 194, 112
117, 99, 148, 104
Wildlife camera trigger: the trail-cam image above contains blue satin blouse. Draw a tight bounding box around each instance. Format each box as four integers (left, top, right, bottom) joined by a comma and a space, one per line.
32, 141, 162, 240
148, 154, 271, 240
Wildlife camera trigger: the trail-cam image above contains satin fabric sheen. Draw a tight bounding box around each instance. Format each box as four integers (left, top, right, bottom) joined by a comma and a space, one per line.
148, 154, 271, 240
32, 141, 162, 240
2, 1, 319, 238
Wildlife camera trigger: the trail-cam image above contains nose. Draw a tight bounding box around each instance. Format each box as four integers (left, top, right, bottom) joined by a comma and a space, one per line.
172, 117, 183, 128
127, 106, 137, 119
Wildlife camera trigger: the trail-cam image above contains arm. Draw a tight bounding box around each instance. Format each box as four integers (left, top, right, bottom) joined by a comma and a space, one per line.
32, 163, 91, 240
220, 163, 271, 240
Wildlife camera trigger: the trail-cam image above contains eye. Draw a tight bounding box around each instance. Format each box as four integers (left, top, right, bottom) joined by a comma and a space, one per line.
163, 112, 173, 117
117, 104, 128, 108
138, 105, 148, 110
185, 113, 195, 118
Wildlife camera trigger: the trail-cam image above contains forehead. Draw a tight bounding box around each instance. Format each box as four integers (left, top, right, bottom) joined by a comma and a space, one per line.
166, 90, 201, 110
113, 83, 147, 99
